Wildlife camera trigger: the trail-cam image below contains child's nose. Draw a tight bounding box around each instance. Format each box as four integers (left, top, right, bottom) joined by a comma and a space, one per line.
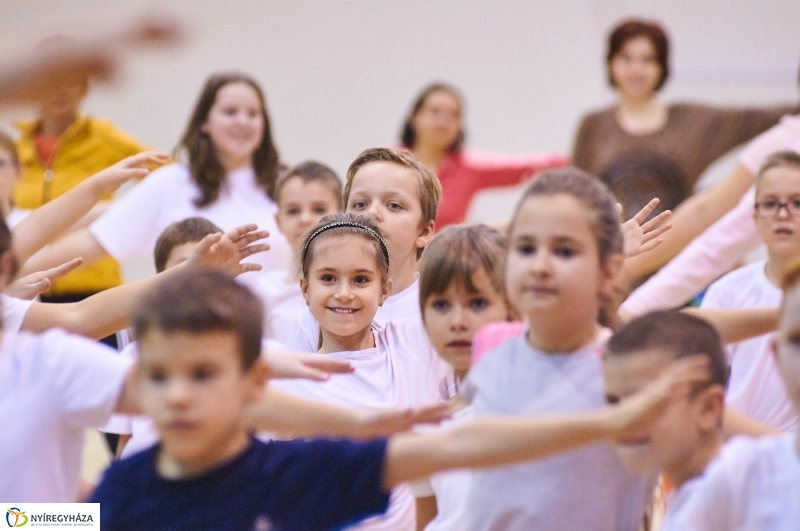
166, 379, 192, 406
335, 283, 354, 300
450, 306, 468, 330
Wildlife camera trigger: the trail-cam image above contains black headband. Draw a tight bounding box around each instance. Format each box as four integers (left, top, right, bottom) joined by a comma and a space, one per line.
301, 221, 390, 266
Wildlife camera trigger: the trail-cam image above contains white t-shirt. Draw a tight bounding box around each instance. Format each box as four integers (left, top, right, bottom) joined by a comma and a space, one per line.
271, 318, 454, 531
90, 163, 292, 286
700, 259, 797, 431
2, 294, 33, 334
0, 329, 131, 502
285, 277, 421, 352
660, 471, 707, 531
462, 331, 652, 531
252, 271, 304, 347
674, 434, 800, 530
410, 404, 474, 531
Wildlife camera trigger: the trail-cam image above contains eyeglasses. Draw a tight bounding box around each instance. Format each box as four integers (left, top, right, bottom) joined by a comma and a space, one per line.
754, 199, 800, 218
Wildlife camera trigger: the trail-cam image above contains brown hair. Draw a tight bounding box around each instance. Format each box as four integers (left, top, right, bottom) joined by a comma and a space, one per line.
175, 73, 280, 208
605, 310, 729, 389
153, 217, 222, 273
400, 83, 465, 152
508, 167, 624, 328
299, 213, 390, 286
419, 224, 507, 314
756, 150, 800, 190
0, 132, 19, 167
607, 19, 670, 91
275, 160, 343, 211
133, 269, 263, 369
344, 147, 441, 258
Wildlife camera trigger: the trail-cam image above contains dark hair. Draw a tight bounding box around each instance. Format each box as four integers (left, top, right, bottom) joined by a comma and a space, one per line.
175, 73, 280, 208
0, 132, 19, 167
508, 167, 624, 328
275, 160, 343, 211
600, 152, 687, 221
605, 310, 729, 389
607, 19, 670, 91
153, 217, 223, 273
133, 269, 263, 369
419, 224, 507, 313
400, 83, 465, 152
344, 147, 441, 259
299, 213, 389, 285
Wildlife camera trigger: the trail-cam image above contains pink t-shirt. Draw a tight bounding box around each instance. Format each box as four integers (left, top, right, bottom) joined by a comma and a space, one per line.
622, 113, 800, 316
471, 321, 524, 366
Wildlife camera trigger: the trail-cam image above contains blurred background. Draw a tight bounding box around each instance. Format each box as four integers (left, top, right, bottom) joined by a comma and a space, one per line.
1, 0, 798, 274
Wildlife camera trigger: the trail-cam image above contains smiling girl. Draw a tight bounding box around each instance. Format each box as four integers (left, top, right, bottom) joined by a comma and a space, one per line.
270, 212, 453, 531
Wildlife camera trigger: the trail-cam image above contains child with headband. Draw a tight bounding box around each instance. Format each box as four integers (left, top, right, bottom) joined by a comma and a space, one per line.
271, 212, 453, 531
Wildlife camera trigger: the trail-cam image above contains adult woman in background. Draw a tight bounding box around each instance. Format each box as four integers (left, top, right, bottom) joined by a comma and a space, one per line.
20, 72, 292, 285
573, 18, 798, 241
400, 83, 568, 229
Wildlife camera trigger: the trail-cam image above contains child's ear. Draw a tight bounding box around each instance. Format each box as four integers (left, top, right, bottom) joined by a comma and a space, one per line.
299, 277, 310, 306
378, 279, 393, 306
695, 384, 726, 433
246, 358, 271, 401
599, 253, 625, 297
415, 220, 435, 250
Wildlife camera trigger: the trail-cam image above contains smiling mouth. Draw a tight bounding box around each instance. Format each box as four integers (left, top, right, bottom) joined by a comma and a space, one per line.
327, 307, 358, 314
446, 340, 472, 348
775, 228, 794, 236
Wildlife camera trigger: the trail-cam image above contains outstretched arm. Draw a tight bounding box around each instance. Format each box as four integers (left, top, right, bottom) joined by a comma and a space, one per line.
683, 307, 778, 345
12, 152, 167, 266
20, 225, 268, 339
383, 356, 708, 488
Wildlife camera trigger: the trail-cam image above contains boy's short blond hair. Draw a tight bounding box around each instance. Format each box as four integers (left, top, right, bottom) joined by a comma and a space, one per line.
756, 150, 800, 190
343, 147, 442, 230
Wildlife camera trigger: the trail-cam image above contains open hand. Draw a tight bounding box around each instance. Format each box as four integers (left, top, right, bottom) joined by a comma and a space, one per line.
620, 199, 672, 258
187, 224, 270, 276
5, 257, 83, 300
90, 151, 168, 196
352, 403, 453, 440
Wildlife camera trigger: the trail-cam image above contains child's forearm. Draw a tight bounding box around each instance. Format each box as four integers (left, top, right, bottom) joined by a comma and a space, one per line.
247, 388, 363, 438
685, 307, 778, 344
722, 406, 781, 440
384, 410, 615, 488
17, 229, 108, 278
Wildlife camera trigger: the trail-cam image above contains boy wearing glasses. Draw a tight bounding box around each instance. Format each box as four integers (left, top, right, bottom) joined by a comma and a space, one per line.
699, 150, 800, 431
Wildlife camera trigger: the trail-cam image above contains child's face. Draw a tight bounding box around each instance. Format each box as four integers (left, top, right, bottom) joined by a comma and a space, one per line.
411, 90, 462, 152
276, 178, 340, 249
776, 287, 800, 411
754, 165, 800, 259
40, 80, 87, 121
201, 82, 264, 169
136, 328, 265, 472
164, 242, 197, 271
423, 268, 508, 377
505, 194, 619, 324
603, 350, 721, 477
300, 234, 390, 346
346, 162, 434, 275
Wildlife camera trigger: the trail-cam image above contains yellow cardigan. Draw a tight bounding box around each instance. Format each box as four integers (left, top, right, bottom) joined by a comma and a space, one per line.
15, 116, 148, 295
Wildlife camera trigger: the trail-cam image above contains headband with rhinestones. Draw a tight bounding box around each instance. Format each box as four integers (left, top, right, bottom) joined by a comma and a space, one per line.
301, 221, 390, 266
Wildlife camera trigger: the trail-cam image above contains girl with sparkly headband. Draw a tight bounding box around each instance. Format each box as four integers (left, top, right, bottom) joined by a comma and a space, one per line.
271, 212, 454, 531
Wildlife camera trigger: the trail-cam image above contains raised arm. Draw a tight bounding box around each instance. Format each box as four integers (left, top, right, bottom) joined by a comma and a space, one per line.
11, 152, 167, 265
684, 307, 778, 345
17, 228, 108, 278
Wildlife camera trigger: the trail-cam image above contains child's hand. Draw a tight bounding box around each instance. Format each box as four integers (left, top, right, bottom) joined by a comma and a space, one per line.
187, 224, 270, 276
262, 349, 354, 381
89, 151, 168, 197
5, 258, 83, 300
607, 356, 710, 440
620, 199, 672, 258
352, 403, 453, 440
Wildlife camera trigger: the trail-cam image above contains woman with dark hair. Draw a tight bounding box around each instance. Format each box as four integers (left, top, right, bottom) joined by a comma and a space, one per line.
573, 18, 798, 209
400, 83, 567, 229
19, 73, 292, 285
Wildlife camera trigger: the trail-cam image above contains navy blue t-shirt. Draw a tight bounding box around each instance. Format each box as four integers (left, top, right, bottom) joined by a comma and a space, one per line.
91, 437, 390, 530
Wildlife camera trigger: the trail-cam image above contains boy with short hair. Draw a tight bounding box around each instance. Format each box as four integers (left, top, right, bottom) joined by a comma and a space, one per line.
669, 262, 800, 530
699, 150, 800, 431
256, 161, 342, 346
91, 269, 707, 530
602, 310, 730, 530
287, 148, 440, 352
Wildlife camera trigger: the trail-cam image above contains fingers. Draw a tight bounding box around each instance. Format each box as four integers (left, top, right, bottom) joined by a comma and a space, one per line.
232, 230, 270, 250
238, 243, 271, 260
639, 209, 672, 234
46, 257, 84, 280
225, 224, 260, 242
640, 223, 672, 246
237, 263, 263, 275
631, 198, 661, 224
407, 403, 453, 425
122, 151, 169, 168
300, 357, 355, 375
192, 233, 222, 260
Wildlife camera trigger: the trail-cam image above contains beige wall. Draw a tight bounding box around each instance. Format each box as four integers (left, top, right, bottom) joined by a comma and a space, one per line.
1, 0, 798, 272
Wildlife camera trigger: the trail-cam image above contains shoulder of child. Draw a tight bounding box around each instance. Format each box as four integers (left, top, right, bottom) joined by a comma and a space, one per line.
471, 321, 525, 367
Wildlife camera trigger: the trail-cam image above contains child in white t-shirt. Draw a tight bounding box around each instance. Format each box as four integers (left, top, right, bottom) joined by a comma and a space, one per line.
671, 260, 800, 530
286, 148, 439, 352
254, 161, 341, 347
271, 213, 453, 531
462, 169, 652, 531
412, 224, 514, 531
700, 151, 800, 431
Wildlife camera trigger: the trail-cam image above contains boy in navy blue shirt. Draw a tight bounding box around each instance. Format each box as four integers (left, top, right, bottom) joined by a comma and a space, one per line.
91, 270, 708, 530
